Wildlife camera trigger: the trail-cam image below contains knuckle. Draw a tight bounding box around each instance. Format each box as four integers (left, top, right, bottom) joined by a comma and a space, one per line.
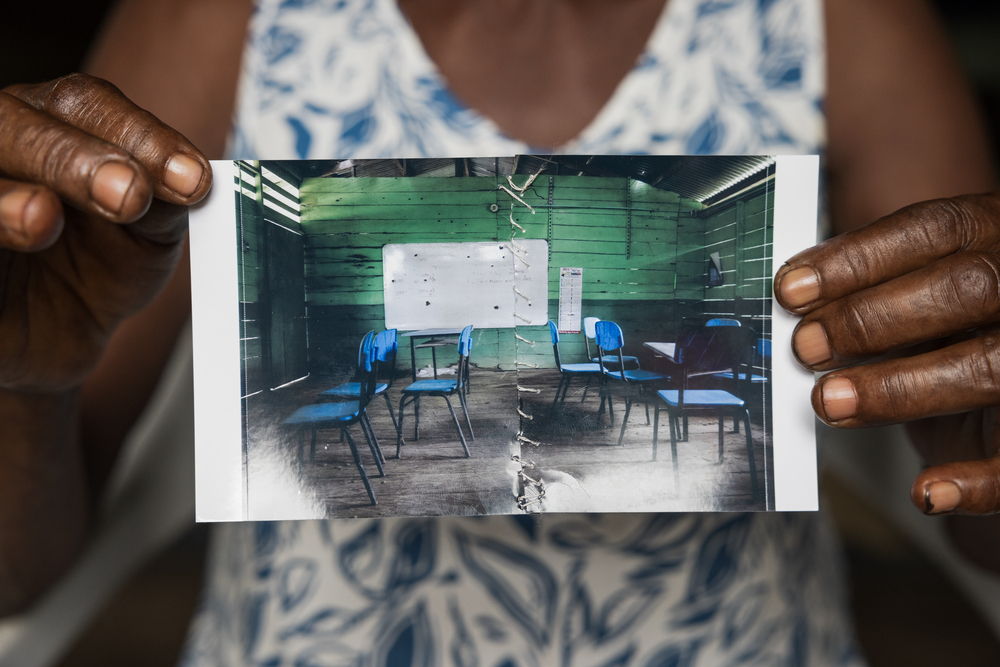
966, 332, 1000, 393
944, 252, 1000, 319
46, 73, 119, 109
833, 298, 880, 355
903, 197, 977, 249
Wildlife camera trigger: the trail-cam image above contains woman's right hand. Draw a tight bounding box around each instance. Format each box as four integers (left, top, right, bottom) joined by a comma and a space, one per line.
0, 73, 211, 393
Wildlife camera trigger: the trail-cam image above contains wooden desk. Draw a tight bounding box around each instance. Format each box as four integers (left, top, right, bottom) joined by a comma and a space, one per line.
643, 341, 677, 362
400, 328, 463, 381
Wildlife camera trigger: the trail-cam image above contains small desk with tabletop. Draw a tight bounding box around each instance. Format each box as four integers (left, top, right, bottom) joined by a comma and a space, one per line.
400, 328, 464, 381
642, 341, 677, 363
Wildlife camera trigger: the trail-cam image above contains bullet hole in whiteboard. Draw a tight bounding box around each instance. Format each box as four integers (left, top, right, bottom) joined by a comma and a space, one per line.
426, 301, 431, 306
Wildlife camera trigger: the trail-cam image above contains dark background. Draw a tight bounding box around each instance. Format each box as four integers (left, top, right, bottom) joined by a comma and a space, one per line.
3, 1, 1000, 666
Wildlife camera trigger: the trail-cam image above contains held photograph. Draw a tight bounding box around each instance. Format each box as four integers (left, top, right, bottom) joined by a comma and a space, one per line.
190, 155, 818, 521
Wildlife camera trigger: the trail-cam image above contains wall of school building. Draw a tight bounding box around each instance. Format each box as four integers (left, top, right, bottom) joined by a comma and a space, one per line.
236, 164, 774, 391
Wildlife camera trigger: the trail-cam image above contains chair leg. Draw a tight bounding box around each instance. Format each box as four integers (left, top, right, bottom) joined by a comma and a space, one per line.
652, 406, 660, 461
560, 375, 573, 406
581, 376, 592, 403
443, 396, 471, 457
431, 346, 438, 379
644, 397, 651, 425
382, 391, 399, 433
732, 414, 740, 433
617, 397, 632, 447
552, 375, 566, 413
310, 429, 317, 461
682, 415, 689, 441
362, 411, 385, 467
668, 410, 680, 489
717, 415, 724, 464
359, 416, 385, 477
414, 395, 421, 440
743, 409, 760, 504
608, 392, 616, 426
458, 389, 475, 440
396, 395, 409, 458
343, 428, 376, 505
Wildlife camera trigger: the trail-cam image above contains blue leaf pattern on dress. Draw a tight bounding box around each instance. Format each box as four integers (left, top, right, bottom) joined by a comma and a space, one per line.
180, 0, 865, 664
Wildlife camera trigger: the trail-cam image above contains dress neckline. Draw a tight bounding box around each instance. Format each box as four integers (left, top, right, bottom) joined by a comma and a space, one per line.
382, 0, 684, 151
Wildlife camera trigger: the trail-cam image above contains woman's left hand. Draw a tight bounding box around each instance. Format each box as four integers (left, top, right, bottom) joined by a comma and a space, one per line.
775, 192, 1000, 516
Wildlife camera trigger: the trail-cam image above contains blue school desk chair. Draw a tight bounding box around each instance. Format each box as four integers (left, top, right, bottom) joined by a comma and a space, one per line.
548, 320, 603, 412
594, 320, 669, 446
320, 328, 399, 434
652, 325, 760, 499
705, 317, 741, 327
282, 330, 385, 505
584, 316, 640, 371
395, 325, 475, 459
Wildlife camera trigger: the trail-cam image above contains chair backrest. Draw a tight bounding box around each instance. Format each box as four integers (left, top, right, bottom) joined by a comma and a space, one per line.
358, 331, 379, 406
374, 328, 398, 387
548, 321, 563, 370
755, 337, 771, 360
582, 316, 600, 358
356, 330, 375, 374
457, 325, 474, 389
675, 325, 755, 375
706, 318, 741, 327
672, 325, 755, 406
594, 320, 629, 380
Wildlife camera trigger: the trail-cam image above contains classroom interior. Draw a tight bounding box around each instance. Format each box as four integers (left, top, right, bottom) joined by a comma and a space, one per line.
235, 155, 776, 519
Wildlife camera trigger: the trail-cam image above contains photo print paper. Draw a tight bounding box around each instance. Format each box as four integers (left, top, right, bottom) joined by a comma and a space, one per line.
190, 155, 818, 521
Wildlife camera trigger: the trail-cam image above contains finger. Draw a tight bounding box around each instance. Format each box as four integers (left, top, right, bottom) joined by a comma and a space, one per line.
5, 74, 210, 205
0, 91, 152, 223
0, 179, 63, 251
792, 250, 1000, 369
911, 458, 1000, 515
811, 331, 1000, 426
774, 193, 1000, 314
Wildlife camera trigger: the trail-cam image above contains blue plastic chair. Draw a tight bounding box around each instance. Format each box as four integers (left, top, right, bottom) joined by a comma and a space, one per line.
652, 325, 759, 500
584, 316, 639, 371
706, 317, 741, 327
548, 321, 603, 412
320, 329, 399, 433
711, 336, 769, 385
594, 320, 670, 446
282, 330, 384, 505
396, 325, 475, 458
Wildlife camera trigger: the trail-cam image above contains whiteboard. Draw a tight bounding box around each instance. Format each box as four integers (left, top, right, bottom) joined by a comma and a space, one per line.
382, 240, 549, 329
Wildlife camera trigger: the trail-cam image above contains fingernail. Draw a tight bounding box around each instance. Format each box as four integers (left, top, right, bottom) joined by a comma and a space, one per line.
164, 153, 203, 197
821, 376, 857, 421
924, 480, 961, 514
0, 189, 35, 239
91, 162, 137, 214
779, 267, 820, 308
794, 321, 831, 366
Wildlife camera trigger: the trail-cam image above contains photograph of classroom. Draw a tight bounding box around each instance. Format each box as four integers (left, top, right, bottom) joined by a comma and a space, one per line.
234, 155, 776, 520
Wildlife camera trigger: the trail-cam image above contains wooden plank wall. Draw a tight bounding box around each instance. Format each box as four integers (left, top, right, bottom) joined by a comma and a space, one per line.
236, 161, 305, 395
700, 183, 775, 341
299, 175, 708, 372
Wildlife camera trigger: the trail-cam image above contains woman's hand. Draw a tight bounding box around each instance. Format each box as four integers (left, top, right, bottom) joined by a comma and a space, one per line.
775, 193, 1000, 516
0, 73, 211, 393
0, 73, 212, 613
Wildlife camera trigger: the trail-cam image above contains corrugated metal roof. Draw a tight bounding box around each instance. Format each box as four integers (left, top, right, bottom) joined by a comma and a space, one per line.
270, 155, 775, 203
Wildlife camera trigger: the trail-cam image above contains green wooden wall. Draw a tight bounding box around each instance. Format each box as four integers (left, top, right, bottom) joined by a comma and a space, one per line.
299, 175, 711, 372
236, 161, 307, 395
700, 184, 775, 340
